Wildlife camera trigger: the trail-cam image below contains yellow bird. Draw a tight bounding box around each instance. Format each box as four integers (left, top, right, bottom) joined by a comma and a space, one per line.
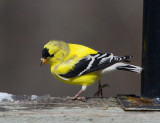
41, 40, 142, 100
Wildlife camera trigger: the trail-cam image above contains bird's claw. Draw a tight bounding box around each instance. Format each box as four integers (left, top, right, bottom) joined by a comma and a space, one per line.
94, 84, 110, 97
102, 83, 110, 88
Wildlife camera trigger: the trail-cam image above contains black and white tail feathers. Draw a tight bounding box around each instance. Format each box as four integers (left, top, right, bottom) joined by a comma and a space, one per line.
101, 54, 142, 74
116, 63, 142, 73
113, 55, 142, 73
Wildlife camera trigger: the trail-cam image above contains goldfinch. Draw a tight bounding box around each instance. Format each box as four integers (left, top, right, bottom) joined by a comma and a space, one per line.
41, 40, 142, 100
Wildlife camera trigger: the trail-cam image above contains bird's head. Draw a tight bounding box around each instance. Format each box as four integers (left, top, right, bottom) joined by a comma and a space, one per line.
40, 40, 69, 66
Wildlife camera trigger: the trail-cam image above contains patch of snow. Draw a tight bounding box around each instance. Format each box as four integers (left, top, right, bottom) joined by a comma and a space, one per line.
0, 92, 13, 102
31, 95, 38, 100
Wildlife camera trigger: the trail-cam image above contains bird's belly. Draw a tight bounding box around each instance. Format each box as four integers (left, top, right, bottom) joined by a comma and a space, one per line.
56, 72, 100, 86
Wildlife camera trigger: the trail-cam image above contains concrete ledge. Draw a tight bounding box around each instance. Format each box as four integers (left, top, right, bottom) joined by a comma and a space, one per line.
0, 96, 160, 123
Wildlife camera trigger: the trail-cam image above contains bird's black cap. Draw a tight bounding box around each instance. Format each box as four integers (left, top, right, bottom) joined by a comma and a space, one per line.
42, 48, 50, 58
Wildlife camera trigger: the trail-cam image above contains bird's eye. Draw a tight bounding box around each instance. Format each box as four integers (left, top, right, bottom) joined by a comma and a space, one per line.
50, 54, 54, 57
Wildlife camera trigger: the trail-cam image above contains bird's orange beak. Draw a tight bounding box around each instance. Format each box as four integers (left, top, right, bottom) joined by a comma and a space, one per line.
40, 58, 48, 66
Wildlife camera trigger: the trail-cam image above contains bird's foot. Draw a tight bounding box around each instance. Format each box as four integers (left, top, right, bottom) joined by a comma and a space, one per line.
67, 96, 86, 101
93, 84, 110, 97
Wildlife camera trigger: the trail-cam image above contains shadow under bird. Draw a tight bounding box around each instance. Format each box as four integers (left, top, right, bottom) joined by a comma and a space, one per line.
40, 40, 142, 100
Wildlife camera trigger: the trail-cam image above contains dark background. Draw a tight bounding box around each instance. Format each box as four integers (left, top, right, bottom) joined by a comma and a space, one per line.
0, 0, 143, 97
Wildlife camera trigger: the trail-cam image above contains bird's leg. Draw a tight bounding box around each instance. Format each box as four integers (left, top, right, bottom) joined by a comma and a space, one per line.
94, 80, 110, 97
67, 86, 87, 100
94, 81, 102, 96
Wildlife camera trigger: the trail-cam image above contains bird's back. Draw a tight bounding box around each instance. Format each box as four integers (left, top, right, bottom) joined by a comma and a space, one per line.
64, 43, 98, 61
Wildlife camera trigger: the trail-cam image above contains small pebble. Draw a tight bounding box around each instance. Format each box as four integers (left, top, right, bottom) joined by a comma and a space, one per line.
104, 107, 108, 110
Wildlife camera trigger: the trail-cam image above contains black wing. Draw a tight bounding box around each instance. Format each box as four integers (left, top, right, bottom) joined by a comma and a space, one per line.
59, 52, 133, 78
